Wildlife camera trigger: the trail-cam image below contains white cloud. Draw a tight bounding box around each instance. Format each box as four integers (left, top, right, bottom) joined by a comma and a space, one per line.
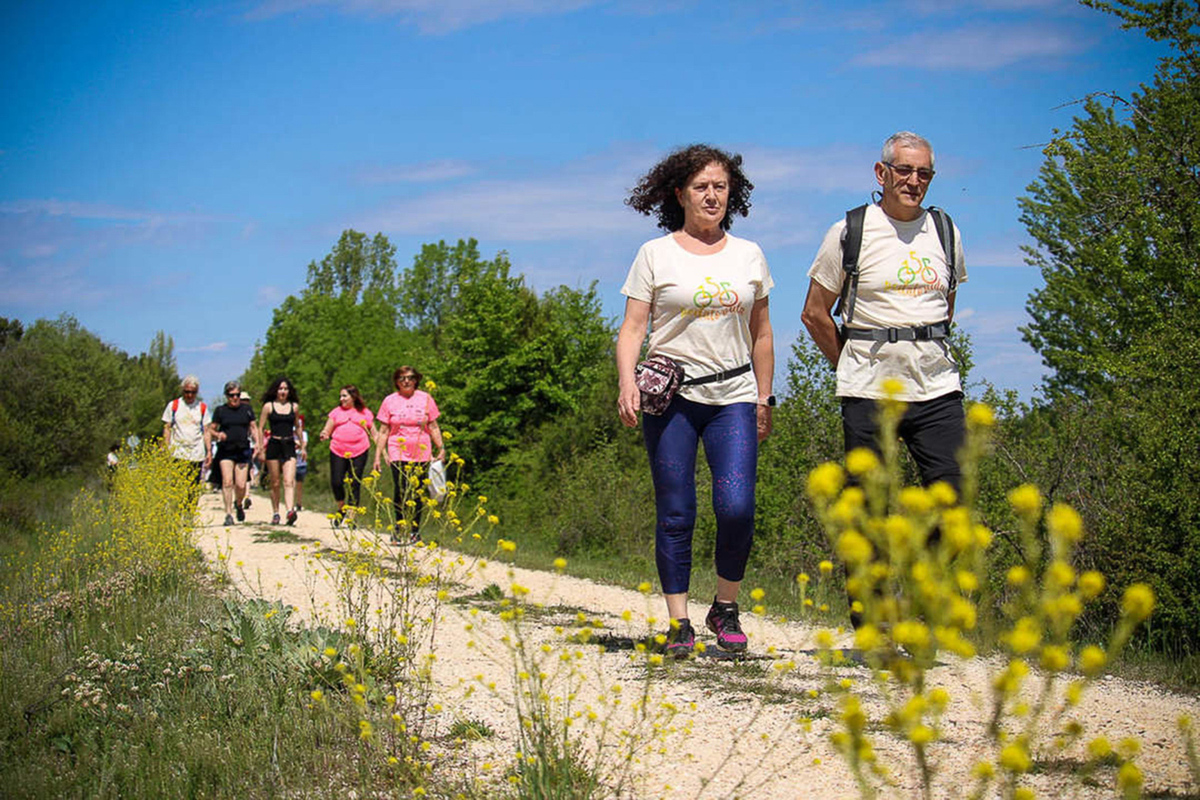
248, 0, 602, 34
179, 341, 229, 353
740, 144, 876, 193
357, 158, 476, 185
854, 23, 1089, 70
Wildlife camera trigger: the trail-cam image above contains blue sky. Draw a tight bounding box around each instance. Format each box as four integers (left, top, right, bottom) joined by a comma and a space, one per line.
0, 0, 1166, 404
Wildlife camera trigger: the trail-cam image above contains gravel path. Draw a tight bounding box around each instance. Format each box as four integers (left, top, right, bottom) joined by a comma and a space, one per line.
194, 492, 1199, 799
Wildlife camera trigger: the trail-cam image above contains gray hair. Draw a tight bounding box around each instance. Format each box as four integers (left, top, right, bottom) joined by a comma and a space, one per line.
882, 131, 935, 169
181, 375, 200, 389
223, 380, 241, 396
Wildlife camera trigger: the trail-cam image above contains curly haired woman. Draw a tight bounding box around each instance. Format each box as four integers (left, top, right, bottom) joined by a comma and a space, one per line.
616, 144, 775, 658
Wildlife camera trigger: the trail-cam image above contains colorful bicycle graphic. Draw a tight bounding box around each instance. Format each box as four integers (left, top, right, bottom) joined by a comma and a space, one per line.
693, 277, 740, 309
897, 250, 939, 285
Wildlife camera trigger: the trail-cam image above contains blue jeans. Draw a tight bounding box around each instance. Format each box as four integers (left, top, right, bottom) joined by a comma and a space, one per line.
642, 397, 758, 595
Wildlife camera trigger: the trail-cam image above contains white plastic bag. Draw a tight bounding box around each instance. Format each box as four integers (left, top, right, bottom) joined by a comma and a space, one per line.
428, 459, 447, 501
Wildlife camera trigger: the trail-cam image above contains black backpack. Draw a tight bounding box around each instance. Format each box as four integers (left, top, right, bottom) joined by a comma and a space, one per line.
835, 204, 957, 324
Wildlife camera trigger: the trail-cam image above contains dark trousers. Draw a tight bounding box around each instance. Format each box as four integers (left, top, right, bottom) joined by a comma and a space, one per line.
390, 461, 427, 532
841, 390, 965, 493
841, 390, 965, 628
330, 452, 369, 506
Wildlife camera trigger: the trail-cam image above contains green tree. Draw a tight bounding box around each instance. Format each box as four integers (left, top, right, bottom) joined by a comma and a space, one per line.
437, 260, 614, 470
245, 231, 428, 419
127, 331, 180, 441
396, 238, 511, 352
305, 230, 399, 304
1019, 0, 1199, 395
0, 316, 132, 476
1011, 0, 1200, 646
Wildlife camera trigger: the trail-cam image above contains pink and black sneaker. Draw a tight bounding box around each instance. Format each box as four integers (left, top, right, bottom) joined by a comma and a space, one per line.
705, 599, 748, 652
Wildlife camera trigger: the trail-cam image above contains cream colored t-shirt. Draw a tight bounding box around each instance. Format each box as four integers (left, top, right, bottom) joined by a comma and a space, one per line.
161, 397, 212, 461
808, 204, 968, 401
621, 233, 773, 405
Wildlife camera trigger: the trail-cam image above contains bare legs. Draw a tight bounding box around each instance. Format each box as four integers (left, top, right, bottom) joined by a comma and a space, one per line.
265, 458, 297, 514
220, 460, 249, 516
664, 576, 741, 621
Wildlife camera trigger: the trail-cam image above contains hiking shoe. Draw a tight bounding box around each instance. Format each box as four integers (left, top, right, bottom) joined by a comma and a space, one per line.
706, 599, 748, 652
286, 509, 297, 526
223, 514, 235, 527
271, 513, 281, 525
235, 502, 245, 522
242, 497, 251, 509
665, 618, 695, 659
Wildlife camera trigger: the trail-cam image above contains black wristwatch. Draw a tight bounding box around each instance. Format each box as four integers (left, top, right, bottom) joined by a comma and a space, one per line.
758, 395, 776, 407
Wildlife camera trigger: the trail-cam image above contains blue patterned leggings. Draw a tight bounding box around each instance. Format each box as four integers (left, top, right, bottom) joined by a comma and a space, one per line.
642, 398, 758, 595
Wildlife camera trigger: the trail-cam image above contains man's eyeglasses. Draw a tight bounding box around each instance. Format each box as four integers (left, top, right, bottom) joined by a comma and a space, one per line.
226, 392, 238, 398
884, 162, 935, 182
182, 389, 198, 395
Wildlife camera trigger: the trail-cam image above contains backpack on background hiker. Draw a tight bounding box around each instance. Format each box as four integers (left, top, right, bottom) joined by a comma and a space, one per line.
170, 396, 208, 426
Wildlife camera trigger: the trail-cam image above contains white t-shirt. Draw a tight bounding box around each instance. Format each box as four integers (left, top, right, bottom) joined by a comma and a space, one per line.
621, 233, 773, 405
161, 397, 212, 461
808, 204, 968, 402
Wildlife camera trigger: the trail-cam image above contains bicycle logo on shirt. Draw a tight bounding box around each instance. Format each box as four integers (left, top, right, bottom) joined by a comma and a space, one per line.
692, 277, 740, 309
897, 250, 939, 285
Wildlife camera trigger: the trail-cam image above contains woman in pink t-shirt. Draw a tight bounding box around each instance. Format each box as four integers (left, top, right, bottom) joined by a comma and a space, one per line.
373, 365, 445, 544
317, 384, 375, 526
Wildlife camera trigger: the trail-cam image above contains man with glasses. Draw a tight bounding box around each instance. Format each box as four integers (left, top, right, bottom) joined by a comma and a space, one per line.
162, 375, 212, 489
801, 131, 968, 496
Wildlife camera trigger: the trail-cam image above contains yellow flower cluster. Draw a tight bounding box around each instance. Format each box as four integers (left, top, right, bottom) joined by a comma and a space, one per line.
803, 394, 1158, 800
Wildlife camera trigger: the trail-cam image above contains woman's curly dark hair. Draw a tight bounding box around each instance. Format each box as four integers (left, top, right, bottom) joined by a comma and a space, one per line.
625, 144, 753, 232
261, 376, 299, 405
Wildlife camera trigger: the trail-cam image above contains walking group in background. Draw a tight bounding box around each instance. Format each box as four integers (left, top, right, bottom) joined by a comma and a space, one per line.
160, 366, 442, 546
618, 131, 967, 657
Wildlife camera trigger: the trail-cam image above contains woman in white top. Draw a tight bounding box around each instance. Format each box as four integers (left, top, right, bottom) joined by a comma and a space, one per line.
616, 144, 775, 658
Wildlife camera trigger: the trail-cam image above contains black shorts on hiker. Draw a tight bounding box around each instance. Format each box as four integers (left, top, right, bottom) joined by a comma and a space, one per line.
841, 390, 965, 493
264, 437, 296, 462
216, 444, 252, 465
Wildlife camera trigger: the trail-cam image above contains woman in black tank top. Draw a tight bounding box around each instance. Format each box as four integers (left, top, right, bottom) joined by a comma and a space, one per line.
258, 377, 305, 525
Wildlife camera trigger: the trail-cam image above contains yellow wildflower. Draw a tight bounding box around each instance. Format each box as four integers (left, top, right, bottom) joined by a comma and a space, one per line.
966, 402, 995, 427
845, 447, 880, 476
806, 462, 844, 500
1008, 484, 1043, 517
1121, 584, 1155, 621
1046, 503, 1083, 543
999, 742, 1031, 773
1079, 645, 1106, 677
1079, 571, 1106, 600
836, 530, 872, 566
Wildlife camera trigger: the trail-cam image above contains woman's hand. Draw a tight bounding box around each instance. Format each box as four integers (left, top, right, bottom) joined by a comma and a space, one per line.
756, 404, 773, 442
617, 383, 641, 428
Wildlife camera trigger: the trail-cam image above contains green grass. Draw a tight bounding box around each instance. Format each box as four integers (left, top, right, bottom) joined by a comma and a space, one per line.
0, 471, 424, 799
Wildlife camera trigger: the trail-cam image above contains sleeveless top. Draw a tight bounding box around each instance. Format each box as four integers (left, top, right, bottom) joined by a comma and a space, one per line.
267, 402, 296, 439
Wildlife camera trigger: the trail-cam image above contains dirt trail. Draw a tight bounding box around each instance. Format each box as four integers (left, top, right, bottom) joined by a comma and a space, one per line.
194, 492, 1199, 799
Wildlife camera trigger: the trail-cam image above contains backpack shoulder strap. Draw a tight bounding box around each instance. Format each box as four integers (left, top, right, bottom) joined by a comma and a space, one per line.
834, 204, 868, 323
927, 206, 958, 295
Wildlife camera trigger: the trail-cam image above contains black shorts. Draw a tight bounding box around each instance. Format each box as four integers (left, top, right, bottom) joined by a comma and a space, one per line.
841, 390, 965, 490
216, 444, 252, 465
264, 437, 296, 462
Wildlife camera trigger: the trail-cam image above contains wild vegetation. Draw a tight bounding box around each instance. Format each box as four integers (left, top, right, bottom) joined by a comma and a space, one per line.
0, 1, 1197, 796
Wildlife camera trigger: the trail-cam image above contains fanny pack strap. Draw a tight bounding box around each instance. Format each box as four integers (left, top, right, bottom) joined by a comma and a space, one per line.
681, 362, 752, 387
